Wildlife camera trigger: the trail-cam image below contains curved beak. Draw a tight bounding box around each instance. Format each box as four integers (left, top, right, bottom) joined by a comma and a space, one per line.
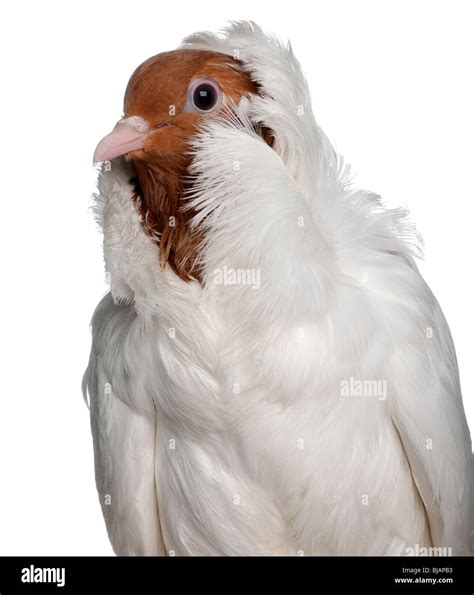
93, 116, 150, 165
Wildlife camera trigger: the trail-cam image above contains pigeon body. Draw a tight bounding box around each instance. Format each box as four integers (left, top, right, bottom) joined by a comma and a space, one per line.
84, 22, 473, 555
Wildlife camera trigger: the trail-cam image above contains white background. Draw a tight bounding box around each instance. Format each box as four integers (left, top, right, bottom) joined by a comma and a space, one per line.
0, 0, 472, 555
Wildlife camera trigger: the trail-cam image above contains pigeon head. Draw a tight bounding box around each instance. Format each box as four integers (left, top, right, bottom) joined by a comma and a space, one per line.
93, 49, 262, 281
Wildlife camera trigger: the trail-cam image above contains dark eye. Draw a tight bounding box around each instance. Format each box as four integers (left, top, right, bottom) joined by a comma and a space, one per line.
193, 83, 217, 110
184, 78, 223, 114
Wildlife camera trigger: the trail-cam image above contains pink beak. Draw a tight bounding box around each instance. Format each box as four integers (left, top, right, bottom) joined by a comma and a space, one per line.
93, 116, 151, 165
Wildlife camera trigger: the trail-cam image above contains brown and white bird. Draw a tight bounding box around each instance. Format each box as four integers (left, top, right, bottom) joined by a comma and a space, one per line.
84, 22, 473, 556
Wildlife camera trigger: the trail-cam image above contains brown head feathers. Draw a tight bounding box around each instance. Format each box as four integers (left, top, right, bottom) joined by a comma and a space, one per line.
124, 49, 261, 282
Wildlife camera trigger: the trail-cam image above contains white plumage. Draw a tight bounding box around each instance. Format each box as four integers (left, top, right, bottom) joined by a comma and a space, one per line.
84, 22, 473, 555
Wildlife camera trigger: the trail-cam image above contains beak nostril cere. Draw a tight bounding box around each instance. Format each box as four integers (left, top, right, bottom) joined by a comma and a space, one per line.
93, 116, 151, 165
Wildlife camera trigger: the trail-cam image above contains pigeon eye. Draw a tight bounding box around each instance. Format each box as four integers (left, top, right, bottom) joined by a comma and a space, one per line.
184, 78, 223, 114
193, 83, 217, 110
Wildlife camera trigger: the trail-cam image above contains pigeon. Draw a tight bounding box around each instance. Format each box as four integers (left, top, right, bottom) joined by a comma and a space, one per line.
84, 21, 473, 556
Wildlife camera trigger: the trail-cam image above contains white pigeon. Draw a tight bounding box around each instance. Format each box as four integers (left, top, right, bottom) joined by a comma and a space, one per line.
84, 21, 473, 556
